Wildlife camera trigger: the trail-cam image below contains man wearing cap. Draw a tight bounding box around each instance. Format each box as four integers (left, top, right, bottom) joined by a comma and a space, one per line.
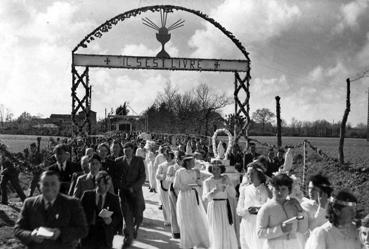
14, 170, 88, 249
48, 144, 79, 194
115, 142, 146, 248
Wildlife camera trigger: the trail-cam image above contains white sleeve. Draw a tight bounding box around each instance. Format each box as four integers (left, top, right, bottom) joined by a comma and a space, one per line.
305, 227, 327, 249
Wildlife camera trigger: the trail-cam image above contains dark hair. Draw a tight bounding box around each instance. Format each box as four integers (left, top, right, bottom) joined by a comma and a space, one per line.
89, 153, 101, 163
123, 142, 134, 149
249, 164, 267, 184
270, 173, 293, 192
176, 151, 186, 161
182, 157, 194, 169
168, 151, 175, 160
97, 143, 110, 154
309, 173, 333, 196
40, 170, 60, 181
327, 190, 357, 227
256, 155, 268, 168
53, 144, 68, 154
95, 170, 111, 185
208, 163, 226, 174
362, 214, 369, 228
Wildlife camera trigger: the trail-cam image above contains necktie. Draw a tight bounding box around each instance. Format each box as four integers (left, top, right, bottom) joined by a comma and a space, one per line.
97, 194, 103, 211
45, 201, 51, 212
92, 176, 96, 188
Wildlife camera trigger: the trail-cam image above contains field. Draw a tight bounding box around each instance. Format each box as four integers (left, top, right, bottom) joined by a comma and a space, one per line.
0, 134, 65, 153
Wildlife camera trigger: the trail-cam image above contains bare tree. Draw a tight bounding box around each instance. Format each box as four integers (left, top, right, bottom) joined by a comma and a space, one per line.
195, 83, 231, 135
252, 108, 275, 132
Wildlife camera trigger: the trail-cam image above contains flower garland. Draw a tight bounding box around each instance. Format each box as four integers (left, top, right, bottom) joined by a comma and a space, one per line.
212, 128, 233, 159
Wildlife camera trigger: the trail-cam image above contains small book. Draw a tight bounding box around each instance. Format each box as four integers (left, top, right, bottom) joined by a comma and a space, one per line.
36, 227, 54, 238
99, 209, 113, 218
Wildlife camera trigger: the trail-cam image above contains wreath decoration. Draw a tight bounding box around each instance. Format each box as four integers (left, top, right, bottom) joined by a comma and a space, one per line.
212, 128, 233, 159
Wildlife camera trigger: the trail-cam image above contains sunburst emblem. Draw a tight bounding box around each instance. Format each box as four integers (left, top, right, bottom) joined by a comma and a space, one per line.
142, 9, 185, 58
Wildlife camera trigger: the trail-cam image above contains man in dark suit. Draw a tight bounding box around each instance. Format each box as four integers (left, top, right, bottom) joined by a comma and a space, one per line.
116, 142, 146, 248
48, 144, 78, 194
73, 154, 101, 199
80, 170, 122, 249
14, 170, 88, 249
243, 142, 260, 170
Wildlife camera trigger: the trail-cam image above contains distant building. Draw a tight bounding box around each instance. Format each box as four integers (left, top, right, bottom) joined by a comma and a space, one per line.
48, 111, 97, 135
108, 115, 146, 132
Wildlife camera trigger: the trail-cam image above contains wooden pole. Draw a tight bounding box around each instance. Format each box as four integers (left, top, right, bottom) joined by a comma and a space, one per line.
338, 78, 351, 164
367, 88, 369, 141
276, 96, 282, 148
302, 141, 307, 195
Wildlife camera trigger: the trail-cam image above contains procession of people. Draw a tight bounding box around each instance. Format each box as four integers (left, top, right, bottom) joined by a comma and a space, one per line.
0, 131, 369, 249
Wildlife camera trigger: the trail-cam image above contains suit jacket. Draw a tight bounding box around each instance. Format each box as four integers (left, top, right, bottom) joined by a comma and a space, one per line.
48, 161, 78, 194
14, 194, 88, 249
115, 156, 146, 210
80, 190, 122, 248
73, 173, 95, 199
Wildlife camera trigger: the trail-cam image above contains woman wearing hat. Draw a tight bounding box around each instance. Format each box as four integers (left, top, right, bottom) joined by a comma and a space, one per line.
305, 190, 361, 249
203, 160, 238, 249
174, 156, 209, 249
360, 214, 369, 249
237, 162, 269, 249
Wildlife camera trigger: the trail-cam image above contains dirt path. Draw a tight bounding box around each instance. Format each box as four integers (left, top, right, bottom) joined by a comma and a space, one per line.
0, 182, 181, 249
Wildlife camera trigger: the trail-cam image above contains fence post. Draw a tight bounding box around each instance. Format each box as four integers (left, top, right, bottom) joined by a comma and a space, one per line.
302, 141, 308, 195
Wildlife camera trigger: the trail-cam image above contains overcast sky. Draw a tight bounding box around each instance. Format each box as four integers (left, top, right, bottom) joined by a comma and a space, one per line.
1, 0, 369, 126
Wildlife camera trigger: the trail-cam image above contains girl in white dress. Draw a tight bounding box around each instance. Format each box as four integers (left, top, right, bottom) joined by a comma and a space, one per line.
145, 145, 156, 192
237, 163, 270, 249
256, 173, 308, 249
174, 156, 209, 249
203, 160, 238, 249
156, 151, 175, 226
305, 190, 361, 249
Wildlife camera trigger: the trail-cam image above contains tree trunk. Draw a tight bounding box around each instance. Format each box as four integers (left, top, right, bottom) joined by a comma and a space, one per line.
339, 78, 351, 164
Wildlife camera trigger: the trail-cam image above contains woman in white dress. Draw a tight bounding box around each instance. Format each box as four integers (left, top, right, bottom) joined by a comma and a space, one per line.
237, 162, 270, 249
166, 151, 184, 239
256, 173, 308, 249
156, 151, 175, 226
203, 160, 238, 249
305, 190, 361, 249
145, 144, 156, 192
174, 156, 209, 249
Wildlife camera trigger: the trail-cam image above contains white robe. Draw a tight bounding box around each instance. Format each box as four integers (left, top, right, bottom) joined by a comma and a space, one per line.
153, 153, 166, 192
256, 199, 308, 249
237, 183, 269, 249
145, 151, 156, 189
156, 161, 173, 224
305, 222, 361, 249
203, 176, 238, 249
174, 168, 209, 249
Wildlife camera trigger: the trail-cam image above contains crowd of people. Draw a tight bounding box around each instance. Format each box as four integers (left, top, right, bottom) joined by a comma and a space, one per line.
0, 132, 369, 249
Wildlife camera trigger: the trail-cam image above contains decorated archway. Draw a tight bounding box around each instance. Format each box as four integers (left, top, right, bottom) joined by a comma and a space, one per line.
71, 5, 251, 142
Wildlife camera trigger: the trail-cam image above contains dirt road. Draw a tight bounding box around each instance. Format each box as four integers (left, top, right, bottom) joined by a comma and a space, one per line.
0, 182, 180, 249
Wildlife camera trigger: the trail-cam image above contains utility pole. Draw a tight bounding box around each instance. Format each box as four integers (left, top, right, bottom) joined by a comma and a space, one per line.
367, 88, 369, 141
